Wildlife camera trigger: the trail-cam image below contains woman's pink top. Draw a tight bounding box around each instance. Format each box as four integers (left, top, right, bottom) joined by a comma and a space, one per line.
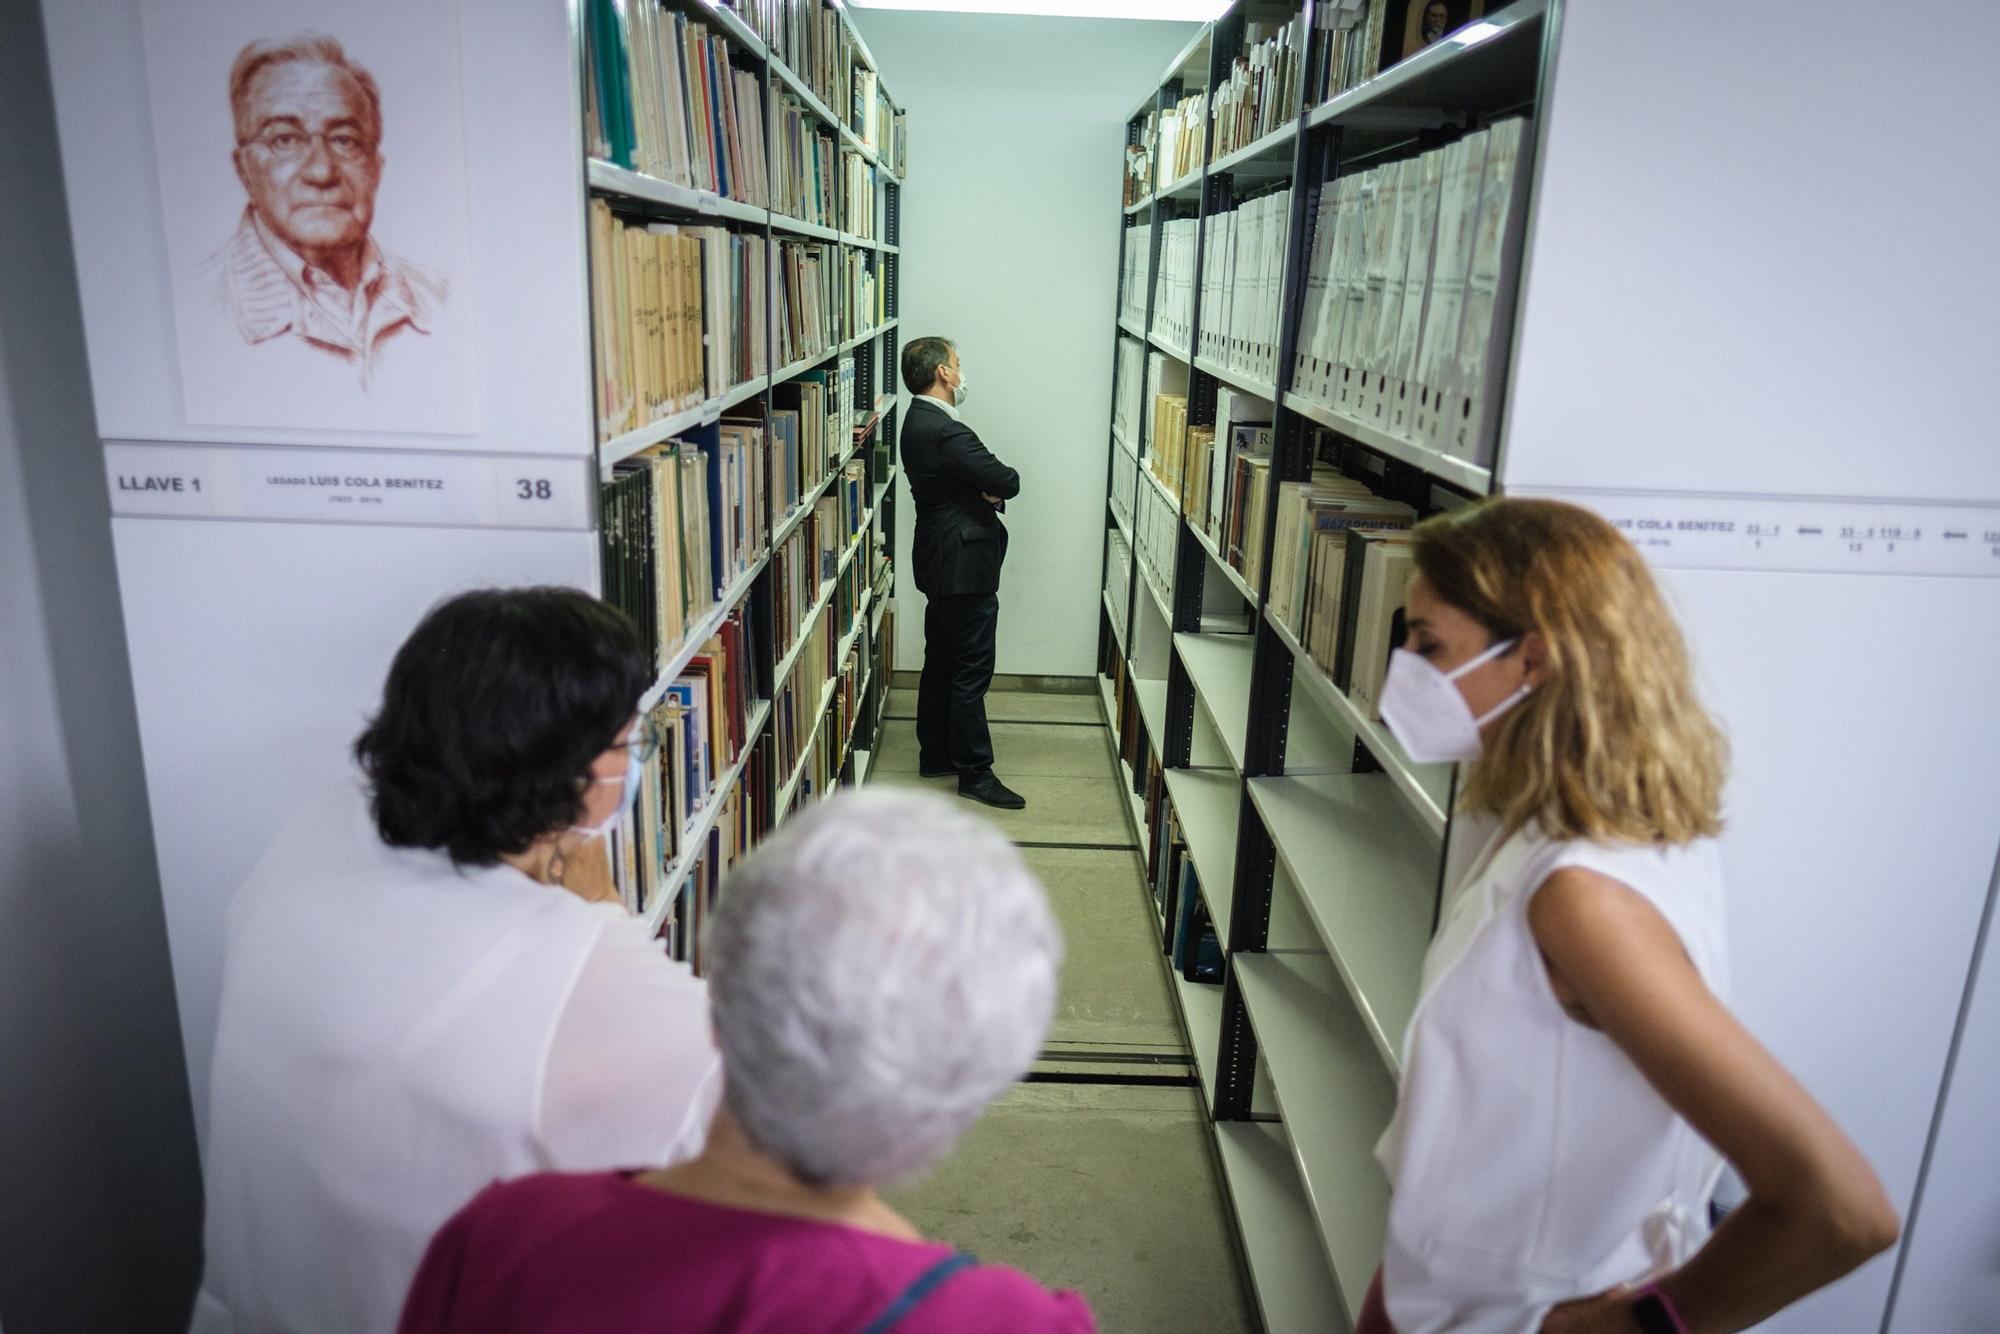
400, 1171, 1097, 1334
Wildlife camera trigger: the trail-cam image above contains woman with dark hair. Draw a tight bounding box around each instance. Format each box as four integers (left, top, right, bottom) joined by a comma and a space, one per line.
194, 588, 719, 1334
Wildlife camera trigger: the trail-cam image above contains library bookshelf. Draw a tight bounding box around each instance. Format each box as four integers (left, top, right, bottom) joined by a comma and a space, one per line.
1098, 1, 1557, 1327
582, 0, 911, 964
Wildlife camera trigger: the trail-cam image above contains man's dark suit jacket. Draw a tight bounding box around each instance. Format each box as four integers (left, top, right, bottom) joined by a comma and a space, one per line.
902, 397, 1021, 597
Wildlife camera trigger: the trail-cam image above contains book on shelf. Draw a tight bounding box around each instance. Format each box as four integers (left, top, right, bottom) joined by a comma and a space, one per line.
1198, 187, 1291, 384
1220, 421, 1275, 586
1309, 1, 1490, 115
1148, 392, 1189, 500
1203, 387, 1272, 550
1113, 335, 1145, 448
1151, 219, 1199, 351
1120, 226, 1151, 328
1134, 440, 1181, 593
583, 0, 769, 207
1210, 15, 1305, 161
1266, 472, 1415, 641
601, 418, 762, 672
842, 150, 880, 239
588, 203, 767, 439
1291, 119, 1528, 467
773, 97, 839, 230
776, 240, 860, 363
1156, 90, 1207, 189
1126, 105, 1159, 205
1334, 528, 1418, 718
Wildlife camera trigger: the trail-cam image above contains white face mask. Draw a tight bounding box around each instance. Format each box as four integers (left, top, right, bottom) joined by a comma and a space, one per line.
950, 366, 970, 407
1378, 638, 1531, 764
569, 747, 643, 841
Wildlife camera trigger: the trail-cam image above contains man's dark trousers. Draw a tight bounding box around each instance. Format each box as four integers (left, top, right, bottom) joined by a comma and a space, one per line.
917, 591, 998, 780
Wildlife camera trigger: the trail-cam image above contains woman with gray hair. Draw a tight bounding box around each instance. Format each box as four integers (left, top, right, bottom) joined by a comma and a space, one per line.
400, 789, 1096, 1333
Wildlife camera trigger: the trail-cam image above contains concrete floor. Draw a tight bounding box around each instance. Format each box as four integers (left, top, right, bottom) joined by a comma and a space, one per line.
872, 685, 1257, 1333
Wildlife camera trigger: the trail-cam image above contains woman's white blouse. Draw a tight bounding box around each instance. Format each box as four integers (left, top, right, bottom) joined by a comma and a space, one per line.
1375, 815, 1730, 1333
193, 780, 720, 1334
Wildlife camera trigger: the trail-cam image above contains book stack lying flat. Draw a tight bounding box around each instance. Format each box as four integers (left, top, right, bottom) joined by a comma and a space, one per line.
588, 203, 768, 438
584, 0, 771, 208
1198, 188, 1291, 385
1293, 119, 1527, 464
1210, 15, 1306, 159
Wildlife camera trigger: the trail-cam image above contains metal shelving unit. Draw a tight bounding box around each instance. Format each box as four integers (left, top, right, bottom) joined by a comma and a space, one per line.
585, 0, 910, 927
1095, 1, 1560, 1325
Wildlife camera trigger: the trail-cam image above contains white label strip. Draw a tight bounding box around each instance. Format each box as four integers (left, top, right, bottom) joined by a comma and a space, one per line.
104, 441, 592, 531
1530, 490, 2000, 579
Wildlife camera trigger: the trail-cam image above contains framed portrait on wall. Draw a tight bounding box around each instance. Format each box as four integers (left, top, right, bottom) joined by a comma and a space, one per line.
139, 0, 479, 435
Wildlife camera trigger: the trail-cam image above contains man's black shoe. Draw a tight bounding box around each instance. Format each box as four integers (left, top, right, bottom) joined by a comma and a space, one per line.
919, 761, 955, 779
958, 775, 1026, 810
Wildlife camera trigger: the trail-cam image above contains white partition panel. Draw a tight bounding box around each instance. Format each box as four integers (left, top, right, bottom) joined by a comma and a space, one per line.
1503, 2, 2000, 1327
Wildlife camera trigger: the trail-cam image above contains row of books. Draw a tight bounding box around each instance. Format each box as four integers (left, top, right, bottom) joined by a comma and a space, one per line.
1294, 119, 1526, 462
1152, 798, 1223, 983
1210, 16, 1306, 162
775, 553, 870, 803
601, 419, 769, 671
588, 203, 768, 440
766, 0, 856, 126
773, 97, 839, 230
1103, 529, 1132, 647
776, 239, 844, 366
584, 0, 769, 207
1120, 224, 1151, 329
1143, 351, 1188, 474
608, 605, 763, 921
853, 67, 908, 177
1196, 387, 1273, 588
1111, 447, 1137, 532
772, 496, 844, 665
1124, 108, 1157, 206
1273, 481, 1418, 720
1156, 91, 1207, 191
1134, 449, 1180, 606
1147, 391, 1209, 506
843, 152, 879, 239
842, 249, 884, 333
771, 362, 849, 526
1113, 335, 1144, 449
1197, 187, 1291, 386
650, 771, 763, 974
1150, 219, 1199, 352
1311, 1, 1491, 109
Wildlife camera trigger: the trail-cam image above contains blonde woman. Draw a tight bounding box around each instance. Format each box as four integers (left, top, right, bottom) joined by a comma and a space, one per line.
1358, 498, 1898, 1333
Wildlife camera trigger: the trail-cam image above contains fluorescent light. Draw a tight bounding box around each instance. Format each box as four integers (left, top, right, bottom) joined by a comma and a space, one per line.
1452, 21, 1504, 46
849, 0, 1229, 19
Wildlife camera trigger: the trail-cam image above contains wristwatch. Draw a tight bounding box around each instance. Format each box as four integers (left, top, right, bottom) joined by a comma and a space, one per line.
1628, 1283, 1688, 1334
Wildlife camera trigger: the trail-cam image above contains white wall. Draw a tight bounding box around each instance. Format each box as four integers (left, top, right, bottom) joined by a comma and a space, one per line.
848, 11, 1197, 677
1502, 2, 2000, 1327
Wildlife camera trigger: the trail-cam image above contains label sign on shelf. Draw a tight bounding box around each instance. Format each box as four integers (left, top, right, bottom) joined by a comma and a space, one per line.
104, 441, 593, 531
1535, 490, 2000, 579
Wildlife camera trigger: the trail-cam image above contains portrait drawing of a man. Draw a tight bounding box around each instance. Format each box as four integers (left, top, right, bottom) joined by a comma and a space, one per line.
202, 34, 446, 384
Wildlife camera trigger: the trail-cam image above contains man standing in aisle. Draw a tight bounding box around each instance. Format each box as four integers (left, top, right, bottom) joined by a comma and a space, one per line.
901, 337, 1025, 810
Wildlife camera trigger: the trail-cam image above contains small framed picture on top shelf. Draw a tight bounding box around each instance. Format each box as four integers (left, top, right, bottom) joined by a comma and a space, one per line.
1386, 0, 1490, 66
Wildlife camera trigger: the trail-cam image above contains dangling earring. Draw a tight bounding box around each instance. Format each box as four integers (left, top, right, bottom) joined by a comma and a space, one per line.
545, 840, 569, 887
